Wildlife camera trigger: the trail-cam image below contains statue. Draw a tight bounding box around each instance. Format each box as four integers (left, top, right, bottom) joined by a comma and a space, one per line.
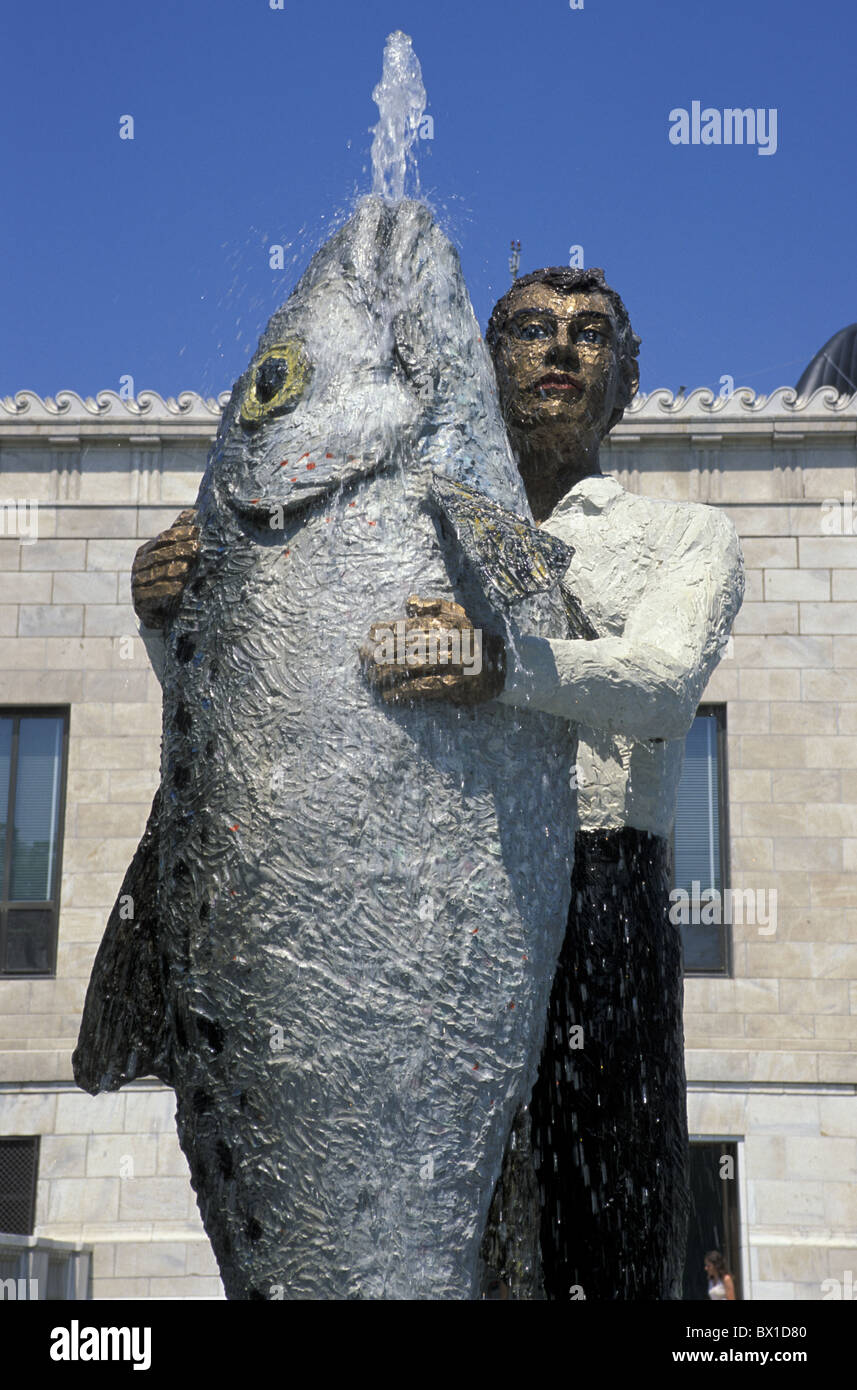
76, 33, 745, 1299
369, 265, 745, 1299
118, 265, 744, 1301
73, 196, 584, 1299
118, 271, 744, 1301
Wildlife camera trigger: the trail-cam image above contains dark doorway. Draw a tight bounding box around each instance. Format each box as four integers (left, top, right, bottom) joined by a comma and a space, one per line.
683, 1140, 742, 1300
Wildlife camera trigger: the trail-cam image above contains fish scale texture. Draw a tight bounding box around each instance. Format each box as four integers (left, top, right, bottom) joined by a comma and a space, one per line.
81, 196, 578, 1299
163, 465, 576, 1299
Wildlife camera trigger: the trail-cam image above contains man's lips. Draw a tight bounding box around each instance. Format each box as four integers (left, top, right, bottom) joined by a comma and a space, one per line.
532, 373, 583, 393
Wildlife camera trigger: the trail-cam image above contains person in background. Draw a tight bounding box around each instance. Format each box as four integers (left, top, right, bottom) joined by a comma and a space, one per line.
706, 1250, 736, 1300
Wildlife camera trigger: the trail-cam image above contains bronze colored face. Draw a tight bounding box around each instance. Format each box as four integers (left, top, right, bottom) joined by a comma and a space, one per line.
491, 284, 625, 452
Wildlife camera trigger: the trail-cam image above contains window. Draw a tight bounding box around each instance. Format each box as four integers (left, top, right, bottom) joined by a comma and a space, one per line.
0, 1137, 40, 1236
682, 1140, 742, 1300
0, 1236, 92, 1299
0, 709, 69, 976
672, 705, 731, 975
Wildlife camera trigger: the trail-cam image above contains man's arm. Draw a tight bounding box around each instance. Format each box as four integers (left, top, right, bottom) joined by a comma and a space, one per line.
497, 507, 744, 741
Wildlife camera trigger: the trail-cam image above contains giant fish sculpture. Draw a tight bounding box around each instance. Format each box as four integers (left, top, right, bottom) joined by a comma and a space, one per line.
74, 196, 579, 1299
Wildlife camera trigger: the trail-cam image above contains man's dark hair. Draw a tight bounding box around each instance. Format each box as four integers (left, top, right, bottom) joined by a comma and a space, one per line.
486, 266, 642, 416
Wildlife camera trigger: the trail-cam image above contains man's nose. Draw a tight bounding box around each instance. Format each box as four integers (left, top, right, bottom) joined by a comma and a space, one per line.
545, 331, 580, 368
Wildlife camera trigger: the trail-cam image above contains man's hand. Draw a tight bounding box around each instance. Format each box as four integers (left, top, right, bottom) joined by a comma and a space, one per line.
131, 509, 200, 629
359, 596, 506, 706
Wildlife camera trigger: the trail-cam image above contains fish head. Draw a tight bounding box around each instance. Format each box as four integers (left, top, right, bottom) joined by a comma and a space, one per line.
200, 197, 531, 528
204, 198, 440, 524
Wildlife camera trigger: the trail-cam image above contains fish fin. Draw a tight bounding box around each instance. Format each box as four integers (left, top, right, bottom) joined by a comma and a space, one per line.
73, 789, 172, 1094
429, 473, 574, 608
559, 582, 601, 641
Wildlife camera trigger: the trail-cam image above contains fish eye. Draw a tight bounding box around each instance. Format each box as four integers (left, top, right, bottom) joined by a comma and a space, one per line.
240, 341, 310, 426
255, 357, 289, 402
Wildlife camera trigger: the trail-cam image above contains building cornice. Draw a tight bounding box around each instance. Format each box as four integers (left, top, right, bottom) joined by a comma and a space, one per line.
1, 386, 855, 444
605, 385, 857, 445
0, 390, 230, 441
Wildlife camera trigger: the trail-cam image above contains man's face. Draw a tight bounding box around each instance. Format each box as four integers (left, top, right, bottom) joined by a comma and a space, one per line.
491, 284, 625, 449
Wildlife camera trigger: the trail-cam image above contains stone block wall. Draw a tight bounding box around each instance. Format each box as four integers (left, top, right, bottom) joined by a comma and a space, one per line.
605, 388, 857, 1299
1, 388, 855, 1298
0, 406, 219, 1297
0, 1083, 222, 1298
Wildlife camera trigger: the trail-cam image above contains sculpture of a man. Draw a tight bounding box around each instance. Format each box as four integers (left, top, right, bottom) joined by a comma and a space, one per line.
129, 265, 743, 1299
367, 266, 744, 1300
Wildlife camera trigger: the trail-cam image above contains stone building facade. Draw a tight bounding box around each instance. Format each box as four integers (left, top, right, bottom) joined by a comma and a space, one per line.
0, 383, 855, 1300
0, 391, 226, 1299
603, 385, 857, 1302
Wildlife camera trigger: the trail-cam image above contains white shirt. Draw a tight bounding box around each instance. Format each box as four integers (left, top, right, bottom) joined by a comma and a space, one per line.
498, 474, 745, 838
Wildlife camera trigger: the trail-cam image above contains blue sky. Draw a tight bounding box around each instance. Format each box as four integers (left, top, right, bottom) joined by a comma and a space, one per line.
2, 0, 855, 400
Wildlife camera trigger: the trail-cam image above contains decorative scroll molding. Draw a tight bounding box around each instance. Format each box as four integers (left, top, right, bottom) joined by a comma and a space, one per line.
2, 385, 855, 425
622, 385, 857, 420
2, 387, 855, 451
0, 390, 230, 423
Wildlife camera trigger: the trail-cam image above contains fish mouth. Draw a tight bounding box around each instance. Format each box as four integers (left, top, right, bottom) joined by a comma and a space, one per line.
228, 447, 393, 526
532, 374, 583, 396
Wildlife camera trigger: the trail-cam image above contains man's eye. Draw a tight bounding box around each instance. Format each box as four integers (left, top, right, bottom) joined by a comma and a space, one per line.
578, 329, 605, 345
517, 322, 551, 341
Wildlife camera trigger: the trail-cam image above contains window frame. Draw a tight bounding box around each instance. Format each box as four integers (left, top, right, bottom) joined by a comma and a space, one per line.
0, 706, 70, 979
673, 703, 733, 978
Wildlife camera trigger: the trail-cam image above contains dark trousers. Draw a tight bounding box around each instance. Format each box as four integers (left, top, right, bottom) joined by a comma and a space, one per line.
528, 826, 690, 1299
